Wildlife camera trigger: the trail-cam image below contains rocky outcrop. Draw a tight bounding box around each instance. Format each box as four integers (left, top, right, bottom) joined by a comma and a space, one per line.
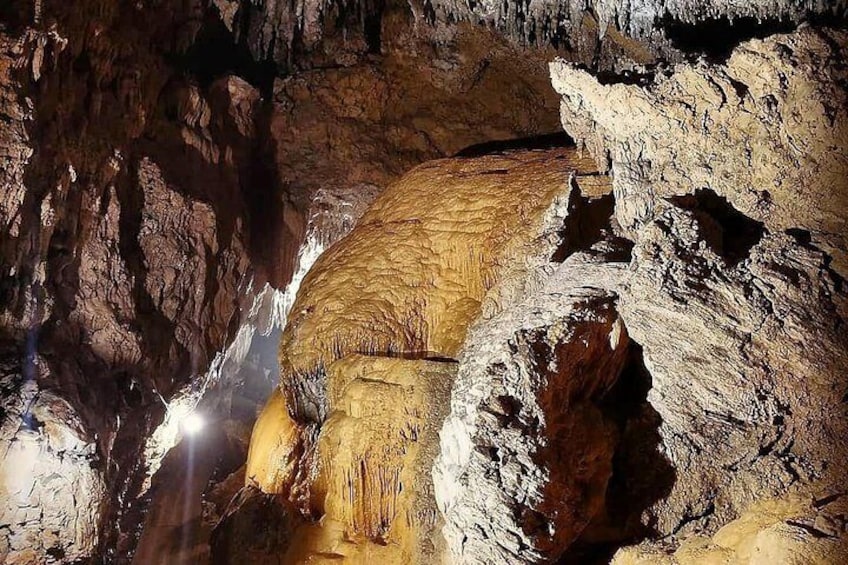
221, 0, 845, 71
615, 205, 848, 535
0, 348, 106, 564
551, 27, 848, 274
435, 252, 632, 564
0, 7, 259, 558
543, 25, 848, 561
2, 1, 567, 560
219, 24, 848, 565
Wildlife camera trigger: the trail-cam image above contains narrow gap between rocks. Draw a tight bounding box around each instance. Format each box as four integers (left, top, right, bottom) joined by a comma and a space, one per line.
561, 340, 676, 564
454, 132, 573, 158
551, 187, 616, 263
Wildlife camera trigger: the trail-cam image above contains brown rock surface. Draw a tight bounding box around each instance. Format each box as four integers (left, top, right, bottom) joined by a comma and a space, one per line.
0, 347, 106, 564
546, 24, 848, 563
0, 6, 257, 558
243, 147, 612, 562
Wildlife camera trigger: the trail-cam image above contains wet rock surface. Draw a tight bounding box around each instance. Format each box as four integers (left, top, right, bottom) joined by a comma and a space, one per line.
0, 1, 564, 561
0, 1, 846, 564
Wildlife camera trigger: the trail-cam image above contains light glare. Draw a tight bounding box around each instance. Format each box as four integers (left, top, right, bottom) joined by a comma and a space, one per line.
182, 412, 205, 435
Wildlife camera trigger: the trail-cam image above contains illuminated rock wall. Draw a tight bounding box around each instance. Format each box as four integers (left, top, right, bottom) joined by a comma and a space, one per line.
239, 25, 848, 565
244, 147, 618, 562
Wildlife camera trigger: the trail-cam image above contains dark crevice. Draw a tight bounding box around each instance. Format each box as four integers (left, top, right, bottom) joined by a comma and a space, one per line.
785, 520, 838, 539
668, 188, 765, 266
171, 13, 278, 98
352, 349, 458, 363
245, 140, 301, 291
659, 14, 799, 62
454, 132, 573, 157
594, 67, 660, 87
814, 492, 847, 509
551, 181, 619, 263
551, 178, 633, 263
786, 227, 813, 246
785, 227, 845, 294
668, 500, 716, 537
0, 0, 31, 34
561, 341, 676, 564
363, 0, 385, 54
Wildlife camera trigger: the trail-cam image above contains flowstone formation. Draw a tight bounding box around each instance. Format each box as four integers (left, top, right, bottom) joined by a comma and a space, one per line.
1, 0, 847, 563
232, 24, 848, 565
240, 147, 623, 562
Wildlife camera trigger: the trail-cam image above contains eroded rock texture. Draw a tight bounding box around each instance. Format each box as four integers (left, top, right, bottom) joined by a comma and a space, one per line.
552, 27, 848, 273
237, 22, 848, 565
219, 0, 846, 71
614, 493, 848, 564
242, 147, 610, 562
435, 253, 632, 564
0, 0, 567, 561
2, 0, 847, 563
545, 25, 848, 562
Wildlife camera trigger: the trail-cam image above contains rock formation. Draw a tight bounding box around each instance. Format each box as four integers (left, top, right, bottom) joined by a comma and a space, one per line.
243, 147, 605, 561
0, 1, 846, 564
236, 22, 848, 565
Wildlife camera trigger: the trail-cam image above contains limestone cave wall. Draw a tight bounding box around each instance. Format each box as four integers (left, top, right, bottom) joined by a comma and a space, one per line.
0, 1, 846, 564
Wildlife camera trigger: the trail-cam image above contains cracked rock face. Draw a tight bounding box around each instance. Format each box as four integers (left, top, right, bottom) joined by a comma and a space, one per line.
545, 24, 848, 561
551, 27, 848, 273
2, 0, 848, 563
435, 253, 632, 564
0, 349, 106, 564
616, 206, 848, 536
221, 0, 844, 71
0, 0, 569, 560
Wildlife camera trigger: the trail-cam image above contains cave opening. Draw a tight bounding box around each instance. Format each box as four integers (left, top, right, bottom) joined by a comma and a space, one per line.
549, 174, 633, 265
551, 185, 616, 263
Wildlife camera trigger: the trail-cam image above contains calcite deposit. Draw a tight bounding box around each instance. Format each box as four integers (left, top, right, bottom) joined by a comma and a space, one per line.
1, 1, 847, 564
244, 147, 609, 561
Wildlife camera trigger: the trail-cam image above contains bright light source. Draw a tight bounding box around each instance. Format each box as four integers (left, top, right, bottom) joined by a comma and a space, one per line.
182, 412, 205, 435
